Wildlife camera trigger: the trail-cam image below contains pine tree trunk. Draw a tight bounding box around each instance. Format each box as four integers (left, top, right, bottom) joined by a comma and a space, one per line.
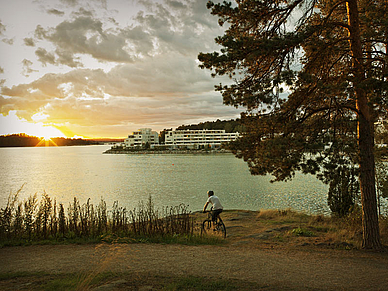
346, 0, 382, 249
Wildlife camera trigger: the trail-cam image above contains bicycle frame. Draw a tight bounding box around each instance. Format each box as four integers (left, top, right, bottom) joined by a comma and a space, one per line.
201, 211, 226, 238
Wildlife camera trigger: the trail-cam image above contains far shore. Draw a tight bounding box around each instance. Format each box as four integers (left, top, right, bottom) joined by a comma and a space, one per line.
103, 148, 233, 155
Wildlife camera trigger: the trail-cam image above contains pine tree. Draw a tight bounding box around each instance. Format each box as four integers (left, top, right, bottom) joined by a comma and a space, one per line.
199, 0, 388, 249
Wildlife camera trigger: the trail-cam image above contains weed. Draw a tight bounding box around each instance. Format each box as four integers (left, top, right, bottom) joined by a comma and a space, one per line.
0, 187, 200, 245
291, 227, 315, 237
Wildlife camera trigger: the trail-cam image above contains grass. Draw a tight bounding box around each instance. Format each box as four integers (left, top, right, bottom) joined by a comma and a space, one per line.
251, 208, 376, 248
2, 187, 388, 250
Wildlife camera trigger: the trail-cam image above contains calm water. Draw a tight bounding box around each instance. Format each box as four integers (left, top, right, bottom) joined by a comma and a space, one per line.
0, 145, 330, 214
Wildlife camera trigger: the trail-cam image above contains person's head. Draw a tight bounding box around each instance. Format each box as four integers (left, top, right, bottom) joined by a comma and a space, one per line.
207, 190, 214, 197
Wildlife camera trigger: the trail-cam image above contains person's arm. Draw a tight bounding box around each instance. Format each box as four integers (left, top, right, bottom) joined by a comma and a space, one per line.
203, 201, 210, 212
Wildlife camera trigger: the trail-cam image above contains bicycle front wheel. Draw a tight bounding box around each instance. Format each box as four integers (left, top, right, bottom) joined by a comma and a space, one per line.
201, 219, 212, 236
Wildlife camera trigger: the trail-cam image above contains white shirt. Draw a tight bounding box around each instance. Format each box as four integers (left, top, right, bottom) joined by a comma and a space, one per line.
207, 195, 223, 210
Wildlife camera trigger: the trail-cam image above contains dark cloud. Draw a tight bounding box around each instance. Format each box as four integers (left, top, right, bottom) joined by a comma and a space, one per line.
0, 21, 5, 35
35, 45, 84, 68
32, 15, 139, 66
72, 7, 94, 17
34, 25, 47, 40
24, 38, 36, 47
35, 48, 56, 66
28, 0, 222, 69
2, 38, 14, 45
22, 59, 38, 77
47, 9, 65, 16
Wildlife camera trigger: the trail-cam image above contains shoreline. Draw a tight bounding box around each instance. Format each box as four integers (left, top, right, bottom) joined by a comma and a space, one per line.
103, 149, 233, 155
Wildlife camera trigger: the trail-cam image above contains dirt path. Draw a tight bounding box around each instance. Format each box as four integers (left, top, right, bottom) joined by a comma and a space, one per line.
1, 243, 388, 290
1, 210, 388, 290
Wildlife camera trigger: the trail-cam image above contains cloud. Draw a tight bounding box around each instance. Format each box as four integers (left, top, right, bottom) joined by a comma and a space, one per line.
22, 59, 38, 77
35, 48, 57, 66
32, 15, 138, 66
47, 9, 65, 16
2, 38, 14, 45
24, 38, 36, 47
1, 0, 238, 137
0, 21, 5, 35
3, 50, 215, 102
28, 0, 222, 68
1, 52, 238, 136
60, 0, 78, 6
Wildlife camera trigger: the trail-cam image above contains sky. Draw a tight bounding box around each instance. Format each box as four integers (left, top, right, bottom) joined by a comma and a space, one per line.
0, 0, 241, 139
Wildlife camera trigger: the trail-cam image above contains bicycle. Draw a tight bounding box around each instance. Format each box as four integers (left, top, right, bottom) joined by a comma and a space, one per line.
201, 210, 226, 238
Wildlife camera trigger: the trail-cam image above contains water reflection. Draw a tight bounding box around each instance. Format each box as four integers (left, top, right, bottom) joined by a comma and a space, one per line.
0, 146, 330, 214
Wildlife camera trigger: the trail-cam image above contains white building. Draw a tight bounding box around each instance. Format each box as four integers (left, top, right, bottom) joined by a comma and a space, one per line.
125, 128, 159, 148
165, 129, 239, 149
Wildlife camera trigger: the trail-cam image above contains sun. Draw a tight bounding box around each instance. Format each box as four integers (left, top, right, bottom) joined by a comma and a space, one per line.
0, 111, 68, 141
33, 124, 66, 140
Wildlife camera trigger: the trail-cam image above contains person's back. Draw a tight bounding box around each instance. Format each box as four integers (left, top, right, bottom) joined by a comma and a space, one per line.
207, 195, 223, 211
203, 190, 223, 221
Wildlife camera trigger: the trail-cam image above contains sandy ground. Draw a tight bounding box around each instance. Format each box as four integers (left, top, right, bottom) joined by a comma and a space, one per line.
1, 210, 388, 290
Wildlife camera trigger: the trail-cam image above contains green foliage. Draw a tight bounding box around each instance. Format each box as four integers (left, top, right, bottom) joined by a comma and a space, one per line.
177, 118, 243, 133
291, 227, 315, 237
199, 0, 387, 249
376, 162, 388, 199
327, 167, 359, 217
198, 0, 387, 182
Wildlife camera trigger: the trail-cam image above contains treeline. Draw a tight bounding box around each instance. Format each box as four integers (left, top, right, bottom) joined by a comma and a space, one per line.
159, 119, 244, 143
0, 134, 99, 147
177, 118, 244, 133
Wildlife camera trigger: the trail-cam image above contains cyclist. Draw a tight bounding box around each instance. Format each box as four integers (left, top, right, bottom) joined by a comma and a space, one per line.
203, 190, 223, 221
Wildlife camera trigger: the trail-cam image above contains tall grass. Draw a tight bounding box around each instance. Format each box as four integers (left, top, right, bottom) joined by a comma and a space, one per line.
0, 187, 194, 245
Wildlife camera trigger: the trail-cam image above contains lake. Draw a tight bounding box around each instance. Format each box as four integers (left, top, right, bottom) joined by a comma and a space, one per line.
0, 145, 330, 214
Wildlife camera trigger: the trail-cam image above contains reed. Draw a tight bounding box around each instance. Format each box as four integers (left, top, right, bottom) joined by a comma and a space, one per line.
0, 187, 195, 245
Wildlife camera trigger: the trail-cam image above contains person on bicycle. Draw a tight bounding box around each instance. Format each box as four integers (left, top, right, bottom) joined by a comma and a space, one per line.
203, 190, 223, 221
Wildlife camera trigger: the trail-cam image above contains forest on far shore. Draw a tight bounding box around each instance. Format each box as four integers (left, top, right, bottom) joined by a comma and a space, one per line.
0, 134, 123, 147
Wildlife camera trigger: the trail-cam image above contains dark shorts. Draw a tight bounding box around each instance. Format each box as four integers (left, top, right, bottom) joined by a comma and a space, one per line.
211, 209, 223, 221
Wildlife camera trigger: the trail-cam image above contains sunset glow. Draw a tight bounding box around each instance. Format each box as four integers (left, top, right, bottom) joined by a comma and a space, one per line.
0, 111, 66, 139
0, 0, 242, 138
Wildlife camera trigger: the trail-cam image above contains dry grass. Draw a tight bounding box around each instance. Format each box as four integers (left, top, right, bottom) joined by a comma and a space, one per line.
252, 208, 370, 249
0, 187, 194, 245
2, 187, 388, 250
